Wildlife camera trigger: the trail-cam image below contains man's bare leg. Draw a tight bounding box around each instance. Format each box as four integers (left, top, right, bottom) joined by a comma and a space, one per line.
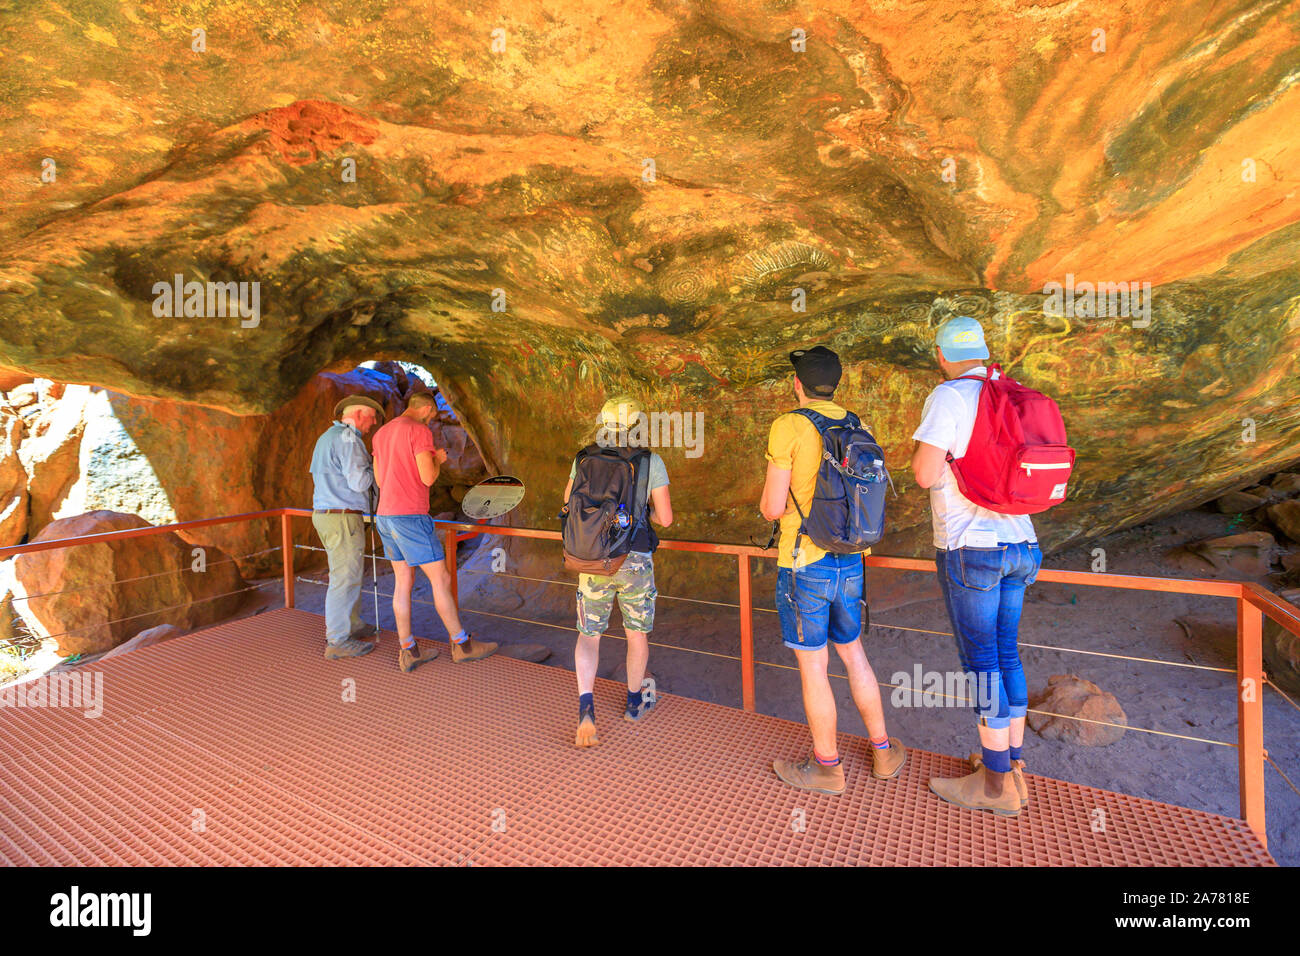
419, 558, 496, 662
772, 645, 847, 793
792, 646, 837, 758
624, 628, 649, 695
833, 638, 888, 740
390, 560, 416, 648
418, 559, 463, 636
575, 631, 600, 695
574, 630, 601, 746
834, 637, 906, 778
390, 559, 439, 670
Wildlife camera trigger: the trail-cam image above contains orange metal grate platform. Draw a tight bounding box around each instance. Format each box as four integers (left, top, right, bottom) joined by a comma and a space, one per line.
0, 609, 1275, 867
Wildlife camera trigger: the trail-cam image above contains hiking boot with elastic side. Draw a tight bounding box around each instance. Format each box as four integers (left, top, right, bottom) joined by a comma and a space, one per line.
575, 709, 600, 748
929, 766, 1021, 816
624, 695, 656, 722
399, 640, 438, 673
969, 752, 1029, 808
325, 638, 376, 660
451, 635, 498, 663
773, 754, 846, 795
871, 737, 907, 780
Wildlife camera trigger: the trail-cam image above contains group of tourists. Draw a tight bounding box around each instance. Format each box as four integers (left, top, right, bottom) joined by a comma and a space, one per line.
308, 390, 497, 671
309, 314, 1074, 818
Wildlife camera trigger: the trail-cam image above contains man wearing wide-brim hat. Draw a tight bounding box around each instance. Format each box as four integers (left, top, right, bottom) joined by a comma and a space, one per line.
308, 394, 387, 659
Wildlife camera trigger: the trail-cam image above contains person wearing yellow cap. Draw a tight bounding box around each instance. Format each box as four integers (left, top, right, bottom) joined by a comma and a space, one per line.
562, 395, 674, 747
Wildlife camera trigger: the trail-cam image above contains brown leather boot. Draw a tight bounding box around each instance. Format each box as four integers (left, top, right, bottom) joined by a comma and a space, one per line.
773, 754, 846, 795
451, 635, 498, 663
968, 752, 1029, 808
930, 766, 1021, 816
398, 640, 438, 673
325, 637, 375, 660
871, 737, 907, 780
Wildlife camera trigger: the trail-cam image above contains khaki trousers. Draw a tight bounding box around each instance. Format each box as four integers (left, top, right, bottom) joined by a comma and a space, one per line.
311, 512, 366, 645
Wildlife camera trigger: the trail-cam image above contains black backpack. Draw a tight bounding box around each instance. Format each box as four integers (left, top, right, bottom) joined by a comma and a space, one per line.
788, 408, 891, 556
561, 445, 655, 574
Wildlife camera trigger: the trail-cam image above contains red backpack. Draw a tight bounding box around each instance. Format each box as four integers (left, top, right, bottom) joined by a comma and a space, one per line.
947, 364, 1075, 514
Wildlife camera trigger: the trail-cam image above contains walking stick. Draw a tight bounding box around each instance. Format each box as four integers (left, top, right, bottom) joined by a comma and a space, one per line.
369, 485, 381, 632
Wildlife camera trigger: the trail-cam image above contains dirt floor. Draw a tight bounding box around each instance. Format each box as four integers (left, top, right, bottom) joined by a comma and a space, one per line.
247, 502, 1300, 866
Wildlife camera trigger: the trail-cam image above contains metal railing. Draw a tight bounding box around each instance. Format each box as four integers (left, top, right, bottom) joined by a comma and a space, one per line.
3, 505, 1297, 849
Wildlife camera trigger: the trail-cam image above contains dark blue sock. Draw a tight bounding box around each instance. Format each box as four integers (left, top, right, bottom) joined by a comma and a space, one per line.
579, 693, 594, 717
1009, 743, 1023, 762
982, 746, 1012, 773
627, 689, 642, 710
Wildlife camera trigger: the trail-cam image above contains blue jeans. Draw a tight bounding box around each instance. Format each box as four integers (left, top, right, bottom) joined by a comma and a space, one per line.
776, 552, 865, 651
935, 542, 1041, 729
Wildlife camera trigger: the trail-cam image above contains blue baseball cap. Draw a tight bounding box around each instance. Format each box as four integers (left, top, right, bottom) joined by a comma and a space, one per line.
935, 316, 989, 361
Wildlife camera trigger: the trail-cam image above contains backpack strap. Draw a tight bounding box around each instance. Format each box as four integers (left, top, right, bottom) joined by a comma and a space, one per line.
952, 363, 999, 384
631, 449, 652, 523
944, 368, 993, 462
789, 407, 859, 432
785, 407, 855, 567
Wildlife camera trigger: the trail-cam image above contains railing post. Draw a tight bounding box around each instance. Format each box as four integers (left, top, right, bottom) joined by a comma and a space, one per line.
738, 554, 755, 712
444, 524, 458, 603
1237, 593, 1266, 847
281, 511, 295, 610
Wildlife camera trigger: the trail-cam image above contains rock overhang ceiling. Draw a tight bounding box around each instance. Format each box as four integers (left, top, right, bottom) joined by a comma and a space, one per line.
1, 0, 1298, 553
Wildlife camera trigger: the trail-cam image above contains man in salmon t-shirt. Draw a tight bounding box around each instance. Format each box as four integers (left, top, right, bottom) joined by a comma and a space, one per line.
371, 391, 497, 672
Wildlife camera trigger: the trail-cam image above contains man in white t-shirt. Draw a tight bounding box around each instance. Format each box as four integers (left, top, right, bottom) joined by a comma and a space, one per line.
910, 316, 1042, 817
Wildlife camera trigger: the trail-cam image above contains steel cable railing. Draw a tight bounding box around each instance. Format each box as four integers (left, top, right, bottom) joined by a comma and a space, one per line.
8, 547, 280, 605
295, 543, 1241, 674
8, 580, 280, 650
291, 573, 1245, 750
302, 568, 1300, 802
1, 547, 283, 652
285, 509, 1300, 846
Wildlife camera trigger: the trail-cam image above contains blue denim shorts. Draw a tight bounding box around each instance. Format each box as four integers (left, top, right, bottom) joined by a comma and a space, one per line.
776, 552, 865, 651
375, 514, 445, 567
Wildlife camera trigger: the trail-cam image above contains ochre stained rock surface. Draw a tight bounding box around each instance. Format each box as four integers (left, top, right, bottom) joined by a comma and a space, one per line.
1, 2, 1298, 555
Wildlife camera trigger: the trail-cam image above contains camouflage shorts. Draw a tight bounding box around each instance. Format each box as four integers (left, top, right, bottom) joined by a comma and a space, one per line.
576, 551, 657, 636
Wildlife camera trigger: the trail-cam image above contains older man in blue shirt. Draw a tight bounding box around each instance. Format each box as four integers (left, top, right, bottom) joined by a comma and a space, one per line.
309, 395, 386, 659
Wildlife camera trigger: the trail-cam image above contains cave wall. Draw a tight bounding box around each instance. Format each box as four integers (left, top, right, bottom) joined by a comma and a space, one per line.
1, 0, 1298, 557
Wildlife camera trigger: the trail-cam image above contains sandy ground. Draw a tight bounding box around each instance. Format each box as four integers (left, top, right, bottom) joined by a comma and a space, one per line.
236, 501, 1298, 867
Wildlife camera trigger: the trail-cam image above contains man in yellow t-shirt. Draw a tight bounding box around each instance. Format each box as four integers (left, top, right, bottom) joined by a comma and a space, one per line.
759, 346, 905, 795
